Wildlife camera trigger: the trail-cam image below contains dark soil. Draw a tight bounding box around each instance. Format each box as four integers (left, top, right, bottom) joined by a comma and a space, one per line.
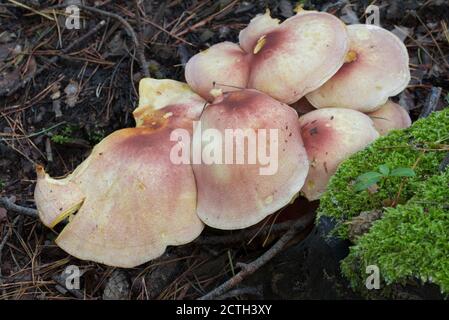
0, 0, 448, 299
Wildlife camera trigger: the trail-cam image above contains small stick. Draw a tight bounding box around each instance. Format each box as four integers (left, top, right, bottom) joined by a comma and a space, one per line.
49, 3, 149, 78
215, 286, 263, 300
1, 20, 107, 97
133, 0, 150, 78
197, 212, 314, 246
419, 87, 442, 118
198, 214, 314, 300
0, 216, 21, 264
0, 197, 38, 218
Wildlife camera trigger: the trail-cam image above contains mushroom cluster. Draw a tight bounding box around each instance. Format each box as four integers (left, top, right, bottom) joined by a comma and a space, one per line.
34, 9, 412, 267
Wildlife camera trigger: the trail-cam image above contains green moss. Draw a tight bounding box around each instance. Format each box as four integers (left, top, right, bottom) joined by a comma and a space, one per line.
318, 108, 449, 232
317, 108, 449, 296
341, 171, 449, 295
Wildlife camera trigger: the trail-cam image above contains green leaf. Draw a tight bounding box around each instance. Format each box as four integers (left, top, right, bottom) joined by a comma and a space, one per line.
353, 177, 381, 191
356, 171, 383, 182
353, 171, 383, 191
390, 167, 416, 177
378, 164, 390, 176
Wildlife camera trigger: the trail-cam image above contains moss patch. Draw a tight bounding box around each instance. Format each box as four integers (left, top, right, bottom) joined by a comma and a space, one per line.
341, 171, 449, 295
317, 108, 449, 295
318, 108, 449, 234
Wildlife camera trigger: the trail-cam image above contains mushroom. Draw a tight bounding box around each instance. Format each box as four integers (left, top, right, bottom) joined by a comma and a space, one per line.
185, 42, 250, 101
299, 108, 379, 201
185, 10, 349, 104
246, 11, 349, 104
306, 24, 410, 112
34, 79, 205, 267
238, 10, 280, 53
367, 100, 411, 135
193, 89, 309, 230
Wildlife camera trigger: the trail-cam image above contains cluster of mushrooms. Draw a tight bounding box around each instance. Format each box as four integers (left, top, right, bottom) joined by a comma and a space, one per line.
34, 10, 411, 268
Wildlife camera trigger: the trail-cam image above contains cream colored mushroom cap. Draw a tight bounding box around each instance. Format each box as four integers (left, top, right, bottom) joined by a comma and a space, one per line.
247, 11, 349, 104
299, 108, 379, 201
193, 90, 309, 230
185, 42, 250, 101
367, 100, 411, 135
306, 24, 411, 112
34, 79, 205, 268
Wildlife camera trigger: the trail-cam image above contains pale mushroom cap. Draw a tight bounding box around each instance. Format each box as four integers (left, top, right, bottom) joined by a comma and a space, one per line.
34, 79, 206, 268
247, 11, 349, 104
367, 100, 412, 135
306, 24, 411, 112
193, 90, 309, 230
185, 42, 250, 101
239, 10, 280, 53
61, 128, 202, 268
135, 78, 205, 125
299, 108, 379, 201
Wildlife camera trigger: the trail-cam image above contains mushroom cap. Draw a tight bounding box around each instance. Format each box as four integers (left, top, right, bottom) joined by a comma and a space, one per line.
185, 42, 250, 101
239, 10, 280, 53
306, 24, 411, 112
299, 108, 379, 201
247, 11, 349, 104
193, 89, 309, 230
367, 100, 411, 135
34, 79, 206, 267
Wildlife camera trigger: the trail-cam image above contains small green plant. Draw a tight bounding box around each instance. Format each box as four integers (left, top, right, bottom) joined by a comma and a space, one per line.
0, 179, 4, 191
51, 125, 75, 144
353, 164, 415, 192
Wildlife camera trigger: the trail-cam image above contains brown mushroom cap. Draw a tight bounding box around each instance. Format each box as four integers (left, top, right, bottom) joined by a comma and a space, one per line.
185, 42, 250, 101
185, 11, 348, 104
34, 79, 205, 267
247, 11, 349, 104
306, 24, 411, 112
238, 10, 280, 53
299, 108, 379, 201
367, 100, 411, 135
193, 89, 309, 230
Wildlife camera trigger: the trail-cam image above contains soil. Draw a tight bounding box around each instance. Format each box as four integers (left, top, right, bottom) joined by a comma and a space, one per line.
0, 0, 448, 300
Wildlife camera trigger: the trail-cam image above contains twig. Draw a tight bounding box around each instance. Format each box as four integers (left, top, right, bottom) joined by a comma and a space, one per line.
1, 20, 107, 97
198, 214, 314, 300
197, 214, 313, 246
0, 216, 21, 265
419, 87, 442, 118
175, 0, 238, 37
49, 3, 149, 78
7, 0, 54, 21
215, 286, 263, 300
133, 1, 150, 77
0, 197, 38, 218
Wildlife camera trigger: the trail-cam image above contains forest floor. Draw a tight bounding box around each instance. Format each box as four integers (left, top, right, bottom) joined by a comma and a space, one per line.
0, 0, 448, 299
